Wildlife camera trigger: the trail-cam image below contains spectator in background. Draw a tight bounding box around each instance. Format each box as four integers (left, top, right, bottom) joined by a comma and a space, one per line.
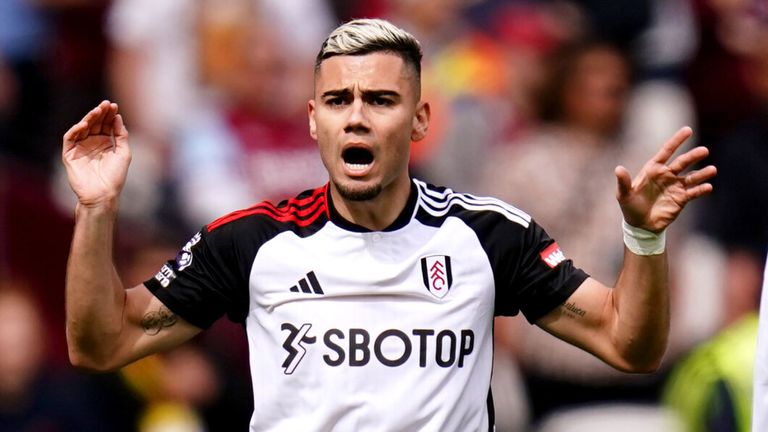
90, 0, 202, 230
663, 311, 757, 432
481, 39, 641, 295
699, 71, 768, 330
0, 282, 107, 431
120, 342, 225, 432
107, 0, 333, 150
479, 40, 712, 429
0, 0, 51, 167
388, 0, 492, 189
1, 1, 113, 368
480, 42, 646, 425
107, 0, 202, 147
686, 0, 768, 144
0, 55, 17, 154
60, 0, 337, 232
172, 0, 328, 229
663, 15, 768, 429
259, 0, 335, 61
116, 239, 252, 431
695, 0, 768, 329
45, 1, 111, 166
387, 0, 493, 191
390, 1, 575, 193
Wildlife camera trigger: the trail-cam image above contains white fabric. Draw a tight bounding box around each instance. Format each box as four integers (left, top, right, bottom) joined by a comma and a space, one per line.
622, 221, 666, 256
751, 253, 768, 432
245, 216, 496, 431
536, 404, 683, 432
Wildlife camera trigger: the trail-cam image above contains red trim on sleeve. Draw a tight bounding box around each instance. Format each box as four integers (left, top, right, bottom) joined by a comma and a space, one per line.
207, 185, 328, 231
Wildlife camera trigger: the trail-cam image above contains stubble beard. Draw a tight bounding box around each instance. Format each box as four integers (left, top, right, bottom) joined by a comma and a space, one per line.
334, 180, 382, 201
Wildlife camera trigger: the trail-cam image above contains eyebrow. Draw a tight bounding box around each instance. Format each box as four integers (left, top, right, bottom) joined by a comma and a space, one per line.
320, 88, 401, 99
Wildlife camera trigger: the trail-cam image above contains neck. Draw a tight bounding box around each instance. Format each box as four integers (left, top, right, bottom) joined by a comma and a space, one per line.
330, 175, 412, 231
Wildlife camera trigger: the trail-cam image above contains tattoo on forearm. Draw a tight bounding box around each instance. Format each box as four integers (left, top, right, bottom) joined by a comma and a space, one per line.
562, 301, 587, 320
141, 306, 178, 335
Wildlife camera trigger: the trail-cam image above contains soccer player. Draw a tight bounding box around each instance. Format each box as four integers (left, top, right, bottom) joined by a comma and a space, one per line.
62, 19, 716, 431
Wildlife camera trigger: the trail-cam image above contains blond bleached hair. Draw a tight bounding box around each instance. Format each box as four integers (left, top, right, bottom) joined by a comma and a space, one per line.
314, 18, 423, 80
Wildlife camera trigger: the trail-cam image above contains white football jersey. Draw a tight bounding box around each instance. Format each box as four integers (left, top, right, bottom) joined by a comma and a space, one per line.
146, 179, 587, 431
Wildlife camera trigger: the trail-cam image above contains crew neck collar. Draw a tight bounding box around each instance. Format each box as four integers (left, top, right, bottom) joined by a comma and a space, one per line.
326, 180, 418, 233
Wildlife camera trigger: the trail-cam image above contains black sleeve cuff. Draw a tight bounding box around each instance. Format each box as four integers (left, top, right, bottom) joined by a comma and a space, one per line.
144, 279, 213, 330
521, 268, 589, 324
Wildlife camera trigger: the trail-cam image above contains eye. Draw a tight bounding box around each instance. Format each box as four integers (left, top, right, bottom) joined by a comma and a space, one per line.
327, 97, 345, 106
370, 96, 392, 106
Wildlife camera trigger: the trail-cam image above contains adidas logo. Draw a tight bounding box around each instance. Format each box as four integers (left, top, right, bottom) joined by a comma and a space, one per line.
289, 271, 324, 295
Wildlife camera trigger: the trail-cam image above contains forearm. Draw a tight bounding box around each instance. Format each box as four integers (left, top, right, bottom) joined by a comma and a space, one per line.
65, 201, 127, 367
609, 247, 670, 371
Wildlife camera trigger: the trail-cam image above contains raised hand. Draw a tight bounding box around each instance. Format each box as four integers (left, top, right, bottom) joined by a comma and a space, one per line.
62, 100, 131, 209
615, 127, 717, 233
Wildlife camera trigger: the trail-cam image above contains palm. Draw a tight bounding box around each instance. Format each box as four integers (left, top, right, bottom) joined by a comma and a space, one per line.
62, 101, 131, 207
616, 127, 716, 233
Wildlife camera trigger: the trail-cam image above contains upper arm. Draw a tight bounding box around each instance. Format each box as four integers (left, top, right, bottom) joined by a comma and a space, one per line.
534, 277, 628, 369
113, 283, 202, 369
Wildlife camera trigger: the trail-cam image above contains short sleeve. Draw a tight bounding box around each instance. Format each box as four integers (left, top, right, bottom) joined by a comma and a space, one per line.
144, 224, 251, 328
482, 216, 588, 322
512, 221, 588, 322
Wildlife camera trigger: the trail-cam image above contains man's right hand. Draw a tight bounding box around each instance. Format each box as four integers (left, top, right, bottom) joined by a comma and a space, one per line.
62, 100, 131, 209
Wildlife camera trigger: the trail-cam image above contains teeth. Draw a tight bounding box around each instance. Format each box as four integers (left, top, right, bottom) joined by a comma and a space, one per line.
345, 163, 370, 170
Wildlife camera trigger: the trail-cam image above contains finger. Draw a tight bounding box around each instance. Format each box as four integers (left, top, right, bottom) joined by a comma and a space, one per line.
102, 102, 119, 136
72, 105, 100, 141
75, 104, 104, 140
69, 101, 112, 142
614, 165, 632, 200
113, 114, 130, 150
684, 165, 717, 186
651, 126, 693, 165
63, 120, 87, 143
668, 146, 710, 175
88, 100, 113, 135
63, 120, 89, 155
114, 113, 128, 137
686, 183, 714, 200
86, 103, 105, 135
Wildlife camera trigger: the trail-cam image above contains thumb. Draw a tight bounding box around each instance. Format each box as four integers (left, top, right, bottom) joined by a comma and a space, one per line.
614, 165, 632, 201
113, 114, 130, 146
114, 113, 128, 136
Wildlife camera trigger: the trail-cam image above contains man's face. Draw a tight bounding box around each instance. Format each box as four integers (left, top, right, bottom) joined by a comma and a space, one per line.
309, 52, 429, 201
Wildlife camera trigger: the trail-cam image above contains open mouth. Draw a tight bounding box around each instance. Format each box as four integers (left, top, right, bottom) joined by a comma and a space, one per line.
342, 147, 374, 171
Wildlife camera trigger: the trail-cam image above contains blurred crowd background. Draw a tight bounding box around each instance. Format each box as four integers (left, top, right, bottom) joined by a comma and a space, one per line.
0, 0, 766, 431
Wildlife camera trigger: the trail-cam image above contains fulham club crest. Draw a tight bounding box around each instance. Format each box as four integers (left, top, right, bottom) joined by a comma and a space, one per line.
421, 255, 453, 299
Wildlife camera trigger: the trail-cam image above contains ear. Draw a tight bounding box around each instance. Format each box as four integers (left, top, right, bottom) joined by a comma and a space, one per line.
308, 99, 317, 140
410, 101, 430, 142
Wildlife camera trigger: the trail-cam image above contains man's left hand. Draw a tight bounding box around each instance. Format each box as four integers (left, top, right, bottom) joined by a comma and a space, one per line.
615, 126, 717, 232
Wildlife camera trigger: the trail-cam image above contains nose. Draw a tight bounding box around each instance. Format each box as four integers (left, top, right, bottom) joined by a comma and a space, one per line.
344, 98, 370, 134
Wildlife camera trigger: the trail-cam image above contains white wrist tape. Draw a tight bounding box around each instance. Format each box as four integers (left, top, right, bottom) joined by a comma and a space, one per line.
622, 221, 666, 255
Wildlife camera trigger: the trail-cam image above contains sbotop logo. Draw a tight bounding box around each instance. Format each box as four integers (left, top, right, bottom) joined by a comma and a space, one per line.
280, 323, 475, 374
